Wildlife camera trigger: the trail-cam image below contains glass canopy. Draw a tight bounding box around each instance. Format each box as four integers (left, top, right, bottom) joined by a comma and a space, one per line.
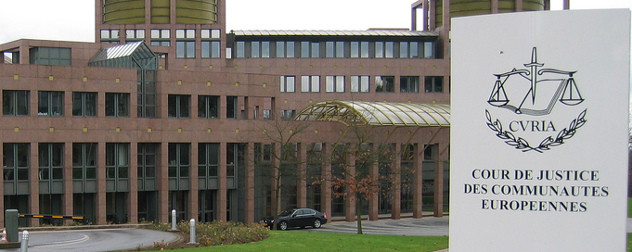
89, 41, 157, 69
295, 101, 450, 127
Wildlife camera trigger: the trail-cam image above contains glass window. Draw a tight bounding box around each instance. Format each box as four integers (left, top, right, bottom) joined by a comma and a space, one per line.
100, 29, 120, 44
168, 95, 190, 118
202, 41, 221, 58
424, 76, 444, 93
424, 42, 434, 58
361, 42, 369, 58
326, 76, 345, 93
276, 41, 285, 58
400, 76, 420, 93
301, 76, 320, 93
311, 42, 320, 58
281, 110, 296, 121
138, 143, 157, 179
375, 42, 384, 58
168, 143, 190, 178
375, 76, 395, 93
29, 47, 71, 66
385, 42, 394, 58
335, 41, 345, 58
199, 143, 219, 177
286, 41, 295, 58
72, 92, 97, 117
198, 95, 219, 119
3, 90, 29, 116
262, 41, 270, 58
400, 42, 420, 58
351, 42, 359, 58
226, 96, 237, 119
3, 143, 29, 182
236, 41, 245, 58
150, 29, 170, 46
350, 42, 369, 58
38, 91, 64, 116
251, 41, 260, 58
351, 76, 370, 93
105, 93, 129, 117
201, 29, 221, 39
73, 143, 97, 180
280, 76, 296, 93
125, 29, 145, 41
39, 143, 64, 181
176, 29, 195, 58
400, 42, 408, 58
106, 143, 129, 179
301, 41, 310, 58
326, 41, 335, 58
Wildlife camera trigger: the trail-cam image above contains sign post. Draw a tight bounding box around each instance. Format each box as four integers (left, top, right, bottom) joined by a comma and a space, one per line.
450, 9, 631, 251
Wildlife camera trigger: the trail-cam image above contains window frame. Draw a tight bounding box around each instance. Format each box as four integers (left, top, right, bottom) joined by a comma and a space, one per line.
3, 90, 29, 116
168, 94, 191, 118
105, 93, 130, 117
400, 76, 420, 93
72, 92, 97, 117
38, 91, 64, 117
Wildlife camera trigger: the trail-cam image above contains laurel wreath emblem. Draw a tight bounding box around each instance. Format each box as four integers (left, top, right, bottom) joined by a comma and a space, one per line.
485, 109, 587, 153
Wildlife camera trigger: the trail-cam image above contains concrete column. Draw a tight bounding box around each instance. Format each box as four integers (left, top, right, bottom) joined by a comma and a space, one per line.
434, 160, 444, 217
189, 142, 199, 221
128, 143, 139, 223
321, 143, 332, 218
63, 142, 73, 224
217, 142, 227, 221
29, 142, 40, 226
271, 143, 281, 214
158, 142, 170, 223
244, 142, 255, 223
413, 143, 424, 218
492, 0, 499, 13
297, 143, 307, 208
368, 144, 379, 221
391, 144, 401, 220
345, 144, 356, 222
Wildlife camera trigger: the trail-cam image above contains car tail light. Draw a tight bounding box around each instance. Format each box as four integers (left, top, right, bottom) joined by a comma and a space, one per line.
324, 213, 327, 218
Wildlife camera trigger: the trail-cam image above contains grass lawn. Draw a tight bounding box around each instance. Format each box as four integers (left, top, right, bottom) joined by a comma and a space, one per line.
147, 231, 449, 252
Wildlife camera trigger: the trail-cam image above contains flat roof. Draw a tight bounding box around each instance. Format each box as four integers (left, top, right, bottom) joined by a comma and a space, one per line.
232, 30, 439, 37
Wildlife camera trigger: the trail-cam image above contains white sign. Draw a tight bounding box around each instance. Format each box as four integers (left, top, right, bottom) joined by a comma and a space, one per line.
450, 9, 630, 252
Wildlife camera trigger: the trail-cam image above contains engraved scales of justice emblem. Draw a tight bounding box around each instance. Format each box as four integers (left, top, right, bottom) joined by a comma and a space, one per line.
485, 47, 587, 153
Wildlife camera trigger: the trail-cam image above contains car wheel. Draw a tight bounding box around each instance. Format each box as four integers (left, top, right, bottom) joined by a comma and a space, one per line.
313, 219, 322, 229
279, 221, 288, 231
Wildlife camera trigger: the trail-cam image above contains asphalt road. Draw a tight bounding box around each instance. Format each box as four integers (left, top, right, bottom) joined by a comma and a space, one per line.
3, 228, 180, 252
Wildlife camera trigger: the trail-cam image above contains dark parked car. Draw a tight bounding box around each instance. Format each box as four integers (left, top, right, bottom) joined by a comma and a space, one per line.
262, 208, 328, 230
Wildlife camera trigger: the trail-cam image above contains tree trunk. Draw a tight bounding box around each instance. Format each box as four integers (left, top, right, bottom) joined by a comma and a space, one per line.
356, 194, 363, 234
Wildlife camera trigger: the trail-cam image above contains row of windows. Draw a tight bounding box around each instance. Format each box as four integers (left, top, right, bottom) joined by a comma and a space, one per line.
3, 91, 129, 117
3, 143, 230, 182
280, 75, 444, 93
101, 28, 222, 43
2, 91, 271, 120
100, 29, 222, 59
235, 40, 436, 59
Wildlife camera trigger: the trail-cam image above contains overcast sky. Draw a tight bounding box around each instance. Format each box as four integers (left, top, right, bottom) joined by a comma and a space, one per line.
0, 0, 630, 44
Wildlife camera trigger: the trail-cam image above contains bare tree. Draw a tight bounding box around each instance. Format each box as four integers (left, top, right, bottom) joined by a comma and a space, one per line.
253, 119, 311, 230
327, 125, 394, 234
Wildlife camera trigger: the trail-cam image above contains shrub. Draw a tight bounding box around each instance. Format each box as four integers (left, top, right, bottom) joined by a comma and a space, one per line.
177, 221, 269, 246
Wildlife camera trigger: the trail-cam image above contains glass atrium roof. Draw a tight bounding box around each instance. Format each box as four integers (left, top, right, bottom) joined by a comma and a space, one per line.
295, 101, 450, 127
89, 41, 157, 69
